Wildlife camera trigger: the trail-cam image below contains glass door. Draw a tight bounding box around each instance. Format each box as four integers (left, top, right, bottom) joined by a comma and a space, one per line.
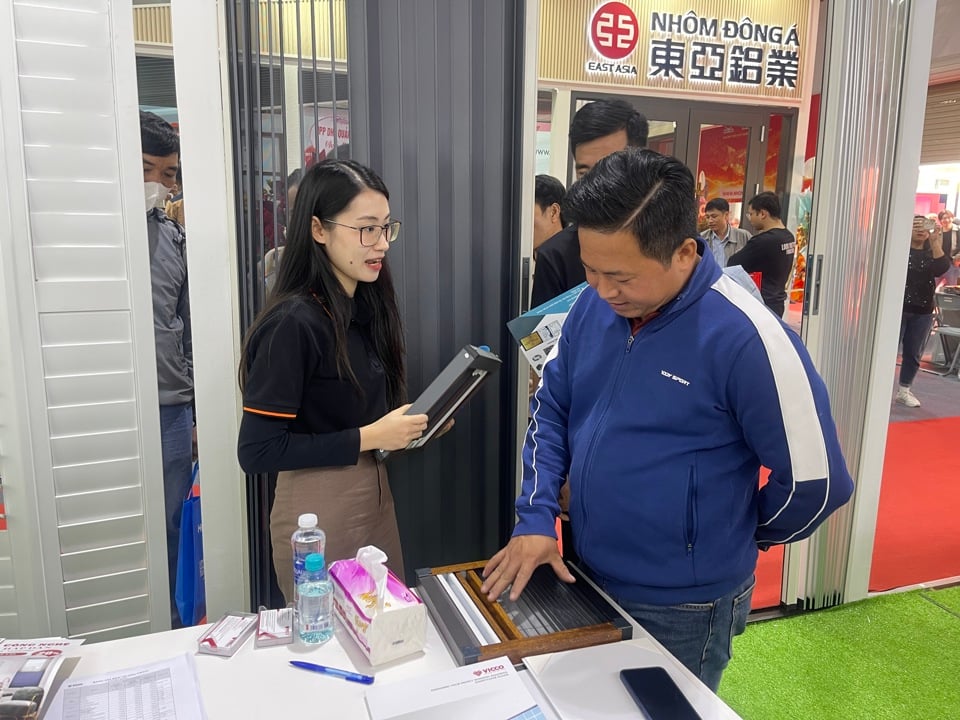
686, 108, 766, 231
565, 95, 795, 237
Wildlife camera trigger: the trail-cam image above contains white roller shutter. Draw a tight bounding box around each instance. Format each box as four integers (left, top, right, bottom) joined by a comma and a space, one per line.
921, 81, 960, 165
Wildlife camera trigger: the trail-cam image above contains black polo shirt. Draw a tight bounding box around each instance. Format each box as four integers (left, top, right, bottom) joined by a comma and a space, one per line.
727, 227, 796, 316
238, 295, 387, 472
531, 225, 586, 307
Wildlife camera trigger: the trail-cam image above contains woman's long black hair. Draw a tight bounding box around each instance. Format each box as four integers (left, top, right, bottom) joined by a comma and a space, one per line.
239, 159, 406, 409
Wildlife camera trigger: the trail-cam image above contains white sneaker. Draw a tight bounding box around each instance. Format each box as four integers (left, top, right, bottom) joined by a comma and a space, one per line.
895, 387, 921, 407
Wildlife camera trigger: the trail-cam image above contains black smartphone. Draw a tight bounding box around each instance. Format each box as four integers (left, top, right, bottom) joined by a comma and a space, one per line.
619, 667, 701, 720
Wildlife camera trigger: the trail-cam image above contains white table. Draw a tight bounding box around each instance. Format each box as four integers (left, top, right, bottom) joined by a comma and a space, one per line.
54, 611, 741, 719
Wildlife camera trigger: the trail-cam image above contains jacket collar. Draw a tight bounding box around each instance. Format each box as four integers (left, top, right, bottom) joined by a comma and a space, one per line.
631, 238, 721, 330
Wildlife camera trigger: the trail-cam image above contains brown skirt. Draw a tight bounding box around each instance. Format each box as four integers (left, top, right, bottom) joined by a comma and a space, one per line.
271, 452, 405, 604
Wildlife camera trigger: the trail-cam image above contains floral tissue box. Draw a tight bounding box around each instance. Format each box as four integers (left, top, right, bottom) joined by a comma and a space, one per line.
328, 557, 426, 665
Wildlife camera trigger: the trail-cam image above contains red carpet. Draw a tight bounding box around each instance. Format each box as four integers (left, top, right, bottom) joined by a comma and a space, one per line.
753, 544, 784, 609
869, 417, 960, 591
752, 467, 784, 610
751, 418, 960, 607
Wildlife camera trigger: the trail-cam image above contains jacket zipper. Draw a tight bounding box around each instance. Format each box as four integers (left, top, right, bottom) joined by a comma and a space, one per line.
685, 465, 698, 554
577, 329, 635, 557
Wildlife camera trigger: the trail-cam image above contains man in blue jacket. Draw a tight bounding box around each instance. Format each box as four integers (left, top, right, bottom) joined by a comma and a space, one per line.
482, 149, 854, 691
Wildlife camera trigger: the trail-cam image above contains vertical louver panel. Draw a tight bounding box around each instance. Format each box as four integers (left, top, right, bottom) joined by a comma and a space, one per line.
803, 0, 934, 609
0, 537, 16, 636
0, 0, 167, 640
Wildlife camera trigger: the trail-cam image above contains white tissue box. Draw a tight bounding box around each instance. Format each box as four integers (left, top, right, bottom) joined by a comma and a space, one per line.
329, 557, 426, 665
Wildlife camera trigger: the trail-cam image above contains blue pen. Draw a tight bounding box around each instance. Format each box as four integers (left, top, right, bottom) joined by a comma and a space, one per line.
289, 660, 375, 685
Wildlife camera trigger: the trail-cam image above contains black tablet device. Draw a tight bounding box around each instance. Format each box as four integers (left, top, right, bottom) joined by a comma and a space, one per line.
619, 667, 701, 720
375, 345, 501, 461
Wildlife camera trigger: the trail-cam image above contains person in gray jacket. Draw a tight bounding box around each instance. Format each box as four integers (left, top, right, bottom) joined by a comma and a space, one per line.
140, 111, 194, 627
703, 197, 751, 267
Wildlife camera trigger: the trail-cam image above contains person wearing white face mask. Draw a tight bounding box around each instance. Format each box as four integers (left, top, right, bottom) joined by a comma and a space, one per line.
140, 110, 194, 627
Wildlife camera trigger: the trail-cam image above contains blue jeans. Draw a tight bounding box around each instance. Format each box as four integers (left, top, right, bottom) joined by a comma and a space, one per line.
159, 403, 194, 627
898, 311, 934, 388
613, 575, 755, 693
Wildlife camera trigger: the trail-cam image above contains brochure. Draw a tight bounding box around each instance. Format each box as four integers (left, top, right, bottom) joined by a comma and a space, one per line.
365, 655, 548, 720
0, 637, 84, 719
508, 282, 588, 376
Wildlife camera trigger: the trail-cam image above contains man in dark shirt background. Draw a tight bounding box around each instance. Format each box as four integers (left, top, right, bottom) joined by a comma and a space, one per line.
728, 192, 796, 317
528, 99, 647, 564
532, 174, 566, 260
530, 99, 648, 307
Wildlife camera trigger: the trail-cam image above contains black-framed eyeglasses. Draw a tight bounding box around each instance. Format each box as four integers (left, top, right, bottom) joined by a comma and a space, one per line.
321, 219, 402, 246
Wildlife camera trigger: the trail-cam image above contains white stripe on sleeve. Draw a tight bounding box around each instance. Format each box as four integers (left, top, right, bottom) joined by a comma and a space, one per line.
526, 339, 562, 507
712, 274, 831, 539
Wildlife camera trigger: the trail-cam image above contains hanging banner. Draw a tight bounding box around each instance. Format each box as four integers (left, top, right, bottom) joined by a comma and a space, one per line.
539, 0, 811, 103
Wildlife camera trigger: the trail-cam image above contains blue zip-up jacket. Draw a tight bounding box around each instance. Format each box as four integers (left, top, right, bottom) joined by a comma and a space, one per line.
514, 245, 854, 606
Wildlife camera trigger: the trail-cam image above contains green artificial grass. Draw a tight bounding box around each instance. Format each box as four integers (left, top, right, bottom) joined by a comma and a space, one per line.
718, 587, 960, 720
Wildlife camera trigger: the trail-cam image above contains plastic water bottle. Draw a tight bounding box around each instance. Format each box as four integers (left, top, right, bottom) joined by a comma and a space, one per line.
297, 552, 333, 645
291, 513, 325, 604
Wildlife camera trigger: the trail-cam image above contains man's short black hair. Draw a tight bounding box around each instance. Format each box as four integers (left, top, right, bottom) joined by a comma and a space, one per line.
563, 149, 697, 266
139, 111, 179, 157
535, 174, 566, 227
748, 191, 781, 220
535, 174, 565, 209
569, 99, 649, 155
704, 198, 729, 213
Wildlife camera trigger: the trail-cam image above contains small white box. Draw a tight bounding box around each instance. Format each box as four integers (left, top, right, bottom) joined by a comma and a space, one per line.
197, 611, 257, 656
329, 558, 426, 666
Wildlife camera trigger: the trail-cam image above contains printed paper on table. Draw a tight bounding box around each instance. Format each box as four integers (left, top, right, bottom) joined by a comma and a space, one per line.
365, 655, 547, 720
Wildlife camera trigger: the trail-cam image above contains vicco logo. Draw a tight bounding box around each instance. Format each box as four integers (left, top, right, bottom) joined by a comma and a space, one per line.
472, 664, 506, 676
587, 2, 640, 77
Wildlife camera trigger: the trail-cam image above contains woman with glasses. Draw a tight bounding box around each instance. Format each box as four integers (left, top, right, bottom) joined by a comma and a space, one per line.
237, 159, 426, 599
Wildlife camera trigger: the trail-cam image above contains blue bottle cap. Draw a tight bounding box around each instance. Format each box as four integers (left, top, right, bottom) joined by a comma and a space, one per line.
304, 553, 325, 572
478, 345, 490, 352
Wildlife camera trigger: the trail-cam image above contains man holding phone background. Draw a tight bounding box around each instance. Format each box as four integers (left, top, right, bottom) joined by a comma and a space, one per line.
482, 149, 854, 692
